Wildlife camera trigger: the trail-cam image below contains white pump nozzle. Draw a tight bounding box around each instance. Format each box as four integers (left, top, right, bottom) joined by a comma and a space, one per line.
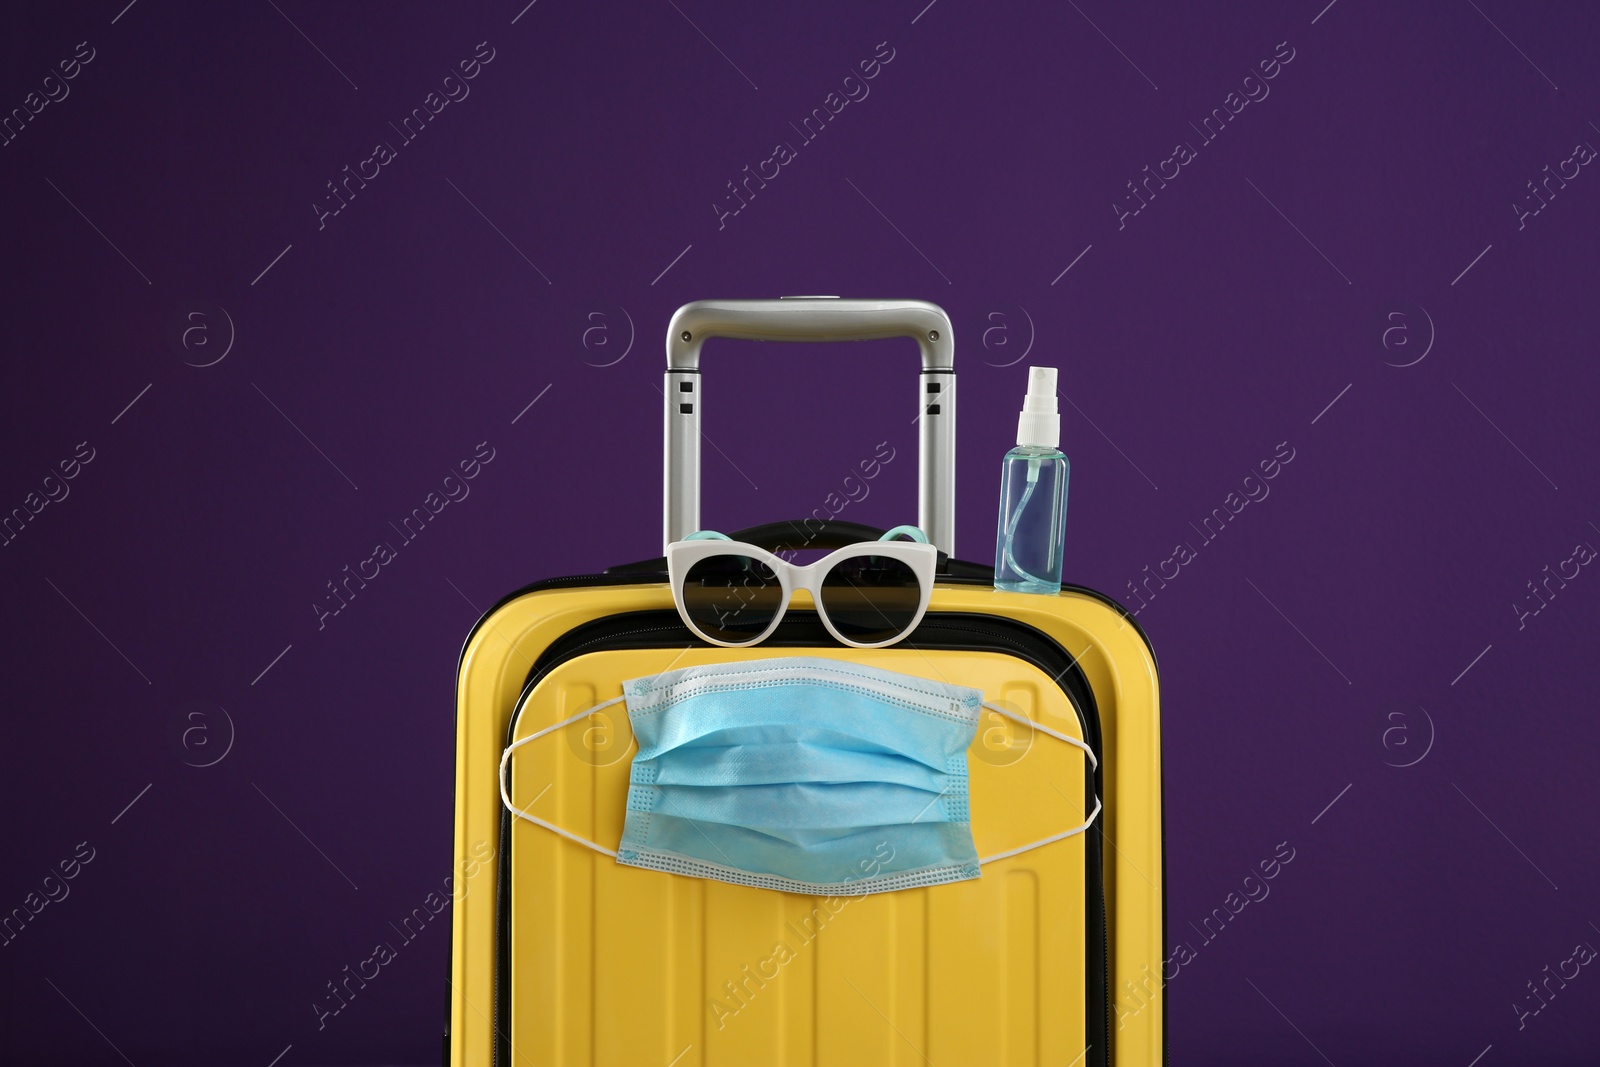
1016, 365, 1060, 448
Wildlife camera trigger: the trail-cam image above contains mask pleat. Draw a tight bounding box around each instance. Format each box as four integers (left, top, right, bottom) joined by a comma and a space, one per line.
616, 657, 987, 895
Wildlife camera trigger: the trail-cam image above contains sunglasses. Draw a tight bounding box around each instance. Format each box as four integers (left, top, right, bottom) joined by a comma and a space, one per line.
666, 536, 937, 649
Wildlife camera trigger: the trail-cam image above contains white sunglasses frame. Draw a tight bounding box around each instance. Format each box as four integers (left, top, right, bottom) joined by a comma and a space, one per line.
666, 539, 938, 649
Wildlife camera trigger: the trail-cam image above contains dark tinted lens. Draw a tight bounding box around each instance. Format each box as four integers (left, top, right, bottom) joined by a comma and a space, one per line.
818, 554, 922, 644
681, 555, 784, 643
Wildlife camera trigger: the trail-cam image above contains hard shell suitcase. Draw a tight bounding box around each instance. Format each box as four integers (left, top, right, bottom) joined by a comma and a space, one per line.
448, 299, 1164, 1066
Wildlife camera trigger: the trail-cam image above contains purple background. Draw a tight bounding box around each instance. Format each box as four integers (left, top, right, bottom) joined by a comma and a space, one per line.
3, 0, 1598, 1063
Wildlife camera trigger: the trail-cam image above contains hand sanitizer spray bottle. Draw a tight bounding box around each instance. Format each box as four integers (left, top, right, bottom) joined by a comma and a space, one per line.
995, 366, 1069, 594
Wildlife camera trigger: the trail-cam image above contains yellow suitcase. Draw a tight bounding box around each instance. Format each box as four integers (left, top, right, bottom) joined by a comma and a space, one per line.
448, 300, 1163, 1066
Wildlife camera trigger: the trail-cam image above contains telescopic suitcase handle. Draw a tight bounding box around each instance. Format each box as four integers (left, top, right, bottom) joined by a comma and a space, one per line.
663, 297, 956, 553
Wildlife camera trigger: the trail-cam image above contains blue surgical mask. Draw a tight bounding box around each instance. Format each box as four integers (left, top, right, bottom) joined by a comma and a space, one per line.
500, 656, 1099, 896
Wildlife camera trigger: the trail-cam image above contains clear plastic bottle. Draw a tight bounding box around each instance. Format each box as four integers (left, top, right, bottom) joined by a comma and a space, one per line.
995, 367, 1069, 594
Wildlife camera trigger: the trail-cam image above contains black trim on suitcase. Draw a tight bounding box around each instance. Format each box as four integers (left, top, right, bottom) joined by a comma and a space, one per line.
457, 575, 1158, 679
491, 609, 1110, 1067
454, 522, 1158, 676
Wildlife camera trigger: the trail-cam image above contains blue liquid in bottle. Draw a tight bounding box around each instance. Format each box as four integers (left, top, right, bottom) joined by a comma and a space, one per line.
995, 446, 1069, 594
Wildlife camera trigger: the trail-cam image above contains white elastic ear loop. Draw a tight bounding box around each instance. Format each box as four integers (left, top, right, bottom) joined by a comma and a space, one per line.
976, 700, 1102, 866
498, 695, 626, 858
